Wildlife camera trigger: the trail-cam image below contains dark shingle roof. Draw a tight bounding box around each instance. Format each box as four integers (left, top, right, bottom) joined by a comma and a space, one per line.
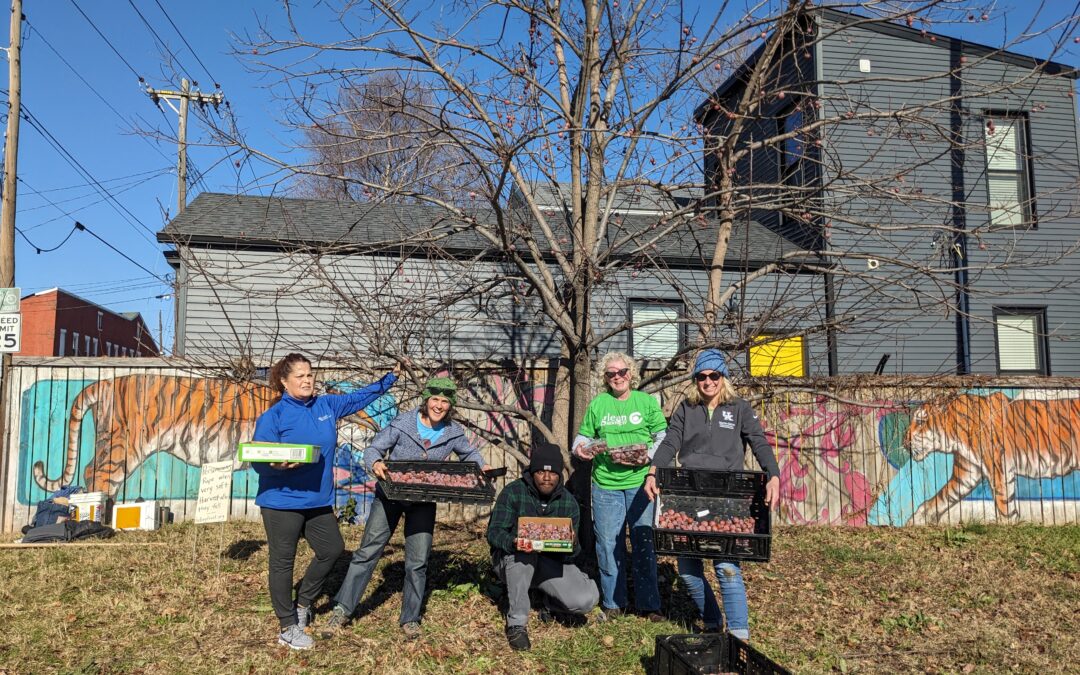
159, 192, 806, 269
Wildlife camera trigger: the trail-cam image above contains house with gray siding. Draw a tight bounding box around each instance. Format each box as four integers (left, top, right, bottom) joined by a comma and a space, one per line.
158, 191, 824, 373
699, 7, 1080, 376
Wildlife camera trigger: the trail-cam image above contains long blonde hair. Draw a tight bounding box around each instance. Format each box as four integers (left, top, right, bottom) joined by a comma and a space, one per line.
685, 374, 738, 406
594, 351, 641, 393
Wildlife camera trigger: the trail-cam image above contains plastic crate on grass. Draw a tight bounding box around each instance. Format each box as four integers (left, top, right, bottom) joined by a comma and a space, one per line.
652, 633, 791, 675
652, 468, 771, 562
378, 460, 496, 505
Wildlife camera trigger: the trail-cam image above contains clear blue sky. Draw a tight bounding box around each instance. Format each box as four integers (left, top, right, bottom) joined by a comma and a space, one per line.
4, 1, 1075, 354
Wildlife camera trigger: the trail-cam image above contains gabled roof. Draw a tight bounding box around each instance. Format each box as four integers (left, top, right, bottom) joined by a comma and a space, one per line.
696, 7, 1077, 122
160, 192, 811, 270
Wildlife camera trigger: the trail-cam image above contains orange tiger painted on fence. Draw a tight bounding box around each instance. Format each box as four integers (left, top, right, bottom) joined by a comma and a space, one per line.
32, 375, 278, 495
906, 392, 1080, 523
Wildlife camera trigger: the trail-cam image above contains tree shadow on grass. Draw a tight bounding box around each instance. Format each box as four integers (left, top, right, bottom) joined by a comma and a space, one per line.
314, 546, 494, 620
224, 539, 265, 561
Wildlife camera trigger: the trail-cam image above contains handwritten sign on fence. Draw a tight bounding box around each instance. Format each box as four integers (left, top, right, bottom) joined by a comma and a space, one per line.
194, 461, 233, 524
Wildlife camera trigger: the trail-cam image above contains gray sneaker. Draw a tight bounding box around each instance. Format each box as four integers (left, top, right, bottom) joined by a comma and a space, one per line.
278, 624, 314, 650
296, 605, 313, 630
320, 605, 349, 637
401, 621, 422, 640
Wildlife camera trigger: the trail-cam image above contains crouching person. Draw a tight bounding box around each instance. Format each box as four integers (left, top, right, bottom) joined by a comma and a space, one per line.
487, 442, 599, 651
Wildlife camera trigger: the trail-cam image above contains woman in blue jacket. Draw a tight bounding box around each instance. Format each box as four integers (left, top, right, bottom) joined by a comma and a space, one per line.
252, 353, 398, 650
325, 377, 487, 640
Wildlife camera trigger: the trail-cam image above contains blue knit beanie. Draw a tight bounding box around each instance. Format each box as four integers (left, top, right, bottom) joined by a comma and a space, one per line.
693, 349, 729, 377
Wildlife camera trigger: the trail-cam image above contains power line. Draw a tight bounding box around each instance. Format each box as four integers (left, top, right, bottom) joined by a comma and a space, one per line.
16, 222, 78, 253
75, 221, 168, 283
68, 0, 145, 84
13, 100, 160, 245
152, 0, 220, 87
125, 0, 195, 84
25, 20, 174, 165
17, 170, 171, 233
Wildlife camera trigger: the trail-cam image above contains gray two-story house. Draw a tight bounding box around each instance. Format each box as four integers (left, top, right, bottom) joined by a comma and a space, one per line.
159, 189, 822, 372
699, 7, 1080, 376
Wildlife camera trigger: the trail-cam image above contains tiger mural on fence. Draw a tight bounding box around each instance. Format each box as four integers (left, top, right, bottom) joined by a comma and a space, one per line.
32, 375, 277, 494
905, 392, 1080, 524
31, 375, 383, 497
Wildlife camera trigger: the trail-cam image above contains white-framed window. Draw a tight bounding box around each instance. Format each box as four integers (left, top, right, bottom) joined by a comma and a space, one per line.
84, 335, 91, 355
994, 307, 1048, 375
628, 299, 685, 359
105, 341, 112, 356
984, 114, 1034, 228
97, 311, 104, 331
92, 338, 99, 356
58, 329, 67, 356
73, 332, 80, 356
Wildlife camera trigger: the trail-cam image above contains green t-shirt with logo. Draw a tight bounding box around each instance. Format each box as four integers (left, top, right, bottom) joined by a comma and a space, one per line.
578, 390, 667, 490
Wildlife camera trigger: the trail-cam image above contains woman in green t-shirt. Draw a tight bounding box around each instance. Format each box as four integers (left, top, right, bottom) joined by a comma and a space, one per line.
573, 351, 667, 620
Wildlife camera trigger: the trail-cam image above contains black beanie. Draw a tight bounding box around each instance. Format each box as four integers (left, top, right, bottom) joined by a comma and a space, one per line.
529, 442, 565, 474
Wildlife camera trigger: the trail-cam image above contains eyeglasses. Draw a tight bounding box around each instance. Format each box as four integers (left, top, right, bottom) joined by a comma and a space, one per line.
427, 387, 456, 398
604, 368, 630, 380
694, 372, 723, 382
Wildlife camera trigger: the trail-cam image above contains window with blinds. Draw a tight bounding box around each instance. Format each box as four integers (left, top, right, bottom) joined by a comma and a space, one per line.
984, 115, 1033, 228
628, 301, 683, 359
994, 307, 1048, 374
749, 334, 807, 377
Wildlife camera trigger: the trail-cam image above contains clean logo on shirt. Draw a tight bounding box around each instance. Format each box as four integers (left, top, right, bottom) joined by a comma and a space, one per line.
318, 414, 332, 422
599, 411, 644, 426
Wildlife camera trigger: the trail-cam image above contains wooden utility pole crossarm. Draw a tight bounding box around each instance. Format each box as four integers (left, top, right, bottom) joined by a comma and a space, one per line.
145, 78, 223, 215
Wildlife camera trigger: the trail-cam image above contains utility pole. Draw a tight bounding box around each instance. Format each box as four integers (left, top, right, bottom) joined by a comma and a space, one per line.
0, 0, 22, 530
145, 78, 222, 215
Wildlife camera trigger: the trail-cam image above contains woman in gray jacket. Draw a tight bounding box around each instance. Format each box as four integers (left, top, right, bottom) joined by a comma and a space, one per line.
325, 377, 487, 640
644, 349, 780, 640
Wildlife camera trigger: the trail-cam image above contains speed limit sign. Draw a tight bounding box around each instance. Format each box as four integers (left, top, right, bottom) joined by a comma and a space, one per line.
0, 313, 21, 352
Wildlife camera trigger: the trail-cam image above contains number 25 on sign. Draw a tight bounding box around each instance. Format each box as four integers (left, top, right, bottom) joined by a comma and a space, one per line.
0, 313, 21, 353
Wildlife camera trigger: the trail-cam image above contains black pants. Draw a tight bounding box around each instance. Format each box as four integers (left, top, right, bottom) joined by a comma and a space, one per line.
261, 505, 344, 628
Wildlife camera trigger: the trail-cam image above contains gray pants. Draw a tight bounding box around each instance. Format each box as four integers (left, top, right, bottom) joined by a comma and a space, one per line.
493, 552, 599, 627
332, 491, 436, 625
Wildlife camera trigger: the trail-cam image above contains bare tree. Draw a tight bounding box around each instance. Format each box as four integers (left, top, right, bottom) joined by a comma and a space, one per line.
179, 0, 1080, 466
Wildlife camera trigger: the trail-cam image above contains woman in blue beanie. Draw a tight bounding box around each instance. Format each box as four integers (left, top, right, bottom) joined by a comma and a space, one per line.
644, 349, 780, 640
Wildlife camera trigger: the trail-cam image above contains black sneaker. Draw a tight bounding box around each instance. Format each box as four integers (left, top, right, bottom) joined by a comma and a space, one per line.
505, 625, 531, 651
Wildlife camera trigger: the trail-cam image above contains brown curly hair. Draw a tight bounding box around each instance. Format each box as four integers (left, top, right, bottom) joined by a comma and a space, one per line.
269, 353, 311, 395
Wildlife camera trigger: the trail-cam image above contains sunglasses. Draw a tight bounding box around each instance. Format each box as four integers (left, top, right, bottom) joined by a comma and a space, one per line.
604, 368, 630, 380
427, 387, 456, 398
694, 372, 723, 382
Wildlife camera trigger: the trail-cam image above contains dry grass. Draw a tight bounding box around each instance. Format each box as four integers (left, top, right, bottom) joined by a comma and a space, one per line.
0, 520, 1077, 674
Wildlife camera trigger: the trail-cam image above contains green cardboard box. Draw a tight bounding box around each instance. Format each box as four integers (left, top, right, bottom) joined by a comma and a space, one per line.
237, 442, 319, 463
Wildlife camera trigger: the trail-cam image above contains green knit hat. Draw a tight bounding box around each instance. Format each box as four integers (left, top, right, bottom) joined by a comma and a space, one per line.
422, 377, 457, 405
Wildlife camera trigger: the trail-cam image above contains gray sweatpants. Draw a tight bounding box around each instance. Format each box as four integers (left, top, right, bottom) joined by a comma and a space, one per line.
493, 552, 599, 627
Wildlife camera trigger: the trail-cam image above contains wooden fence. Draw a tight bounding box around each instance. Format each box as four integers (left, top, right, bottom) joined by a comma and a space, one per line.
2, 358, 1077, 532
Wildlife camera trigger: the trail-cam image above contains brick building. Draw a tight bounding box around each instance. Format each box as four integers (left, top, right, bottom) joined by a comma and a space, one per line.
17, 288, 160, 357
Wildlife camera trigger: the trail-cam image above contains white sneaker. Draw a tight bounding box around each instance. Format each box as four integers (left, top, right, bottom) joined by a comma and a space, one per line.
278, 624, 314, 650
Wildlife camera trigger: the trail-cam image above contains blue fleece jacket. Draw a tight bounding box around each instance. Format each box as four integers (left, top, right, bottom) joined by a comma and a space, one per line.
252, 372, 397, 510
363, 407, 486, 472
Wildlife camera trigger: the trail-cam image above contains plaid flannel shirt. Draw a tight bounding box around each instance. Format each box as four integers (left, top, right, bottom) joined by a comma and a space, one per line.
487, 476, 582, 560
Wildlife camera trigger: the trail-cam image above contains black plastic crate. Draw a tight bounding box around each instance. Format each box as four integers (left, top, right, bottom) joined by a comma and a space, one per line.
653, 468, 771, 562
652, 633, 790, 675
378, 461, 496, 505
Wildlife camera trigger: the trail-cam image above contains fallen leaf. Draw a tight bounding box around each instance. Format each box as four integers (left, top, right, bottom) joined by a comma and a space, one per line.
602, 635, 615, 647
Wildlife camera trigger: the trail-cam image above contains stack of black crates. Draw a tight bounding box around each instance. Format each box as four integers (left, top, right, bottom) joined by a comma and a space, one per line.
652, 633, 790, 675
652, 468, 771, 561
